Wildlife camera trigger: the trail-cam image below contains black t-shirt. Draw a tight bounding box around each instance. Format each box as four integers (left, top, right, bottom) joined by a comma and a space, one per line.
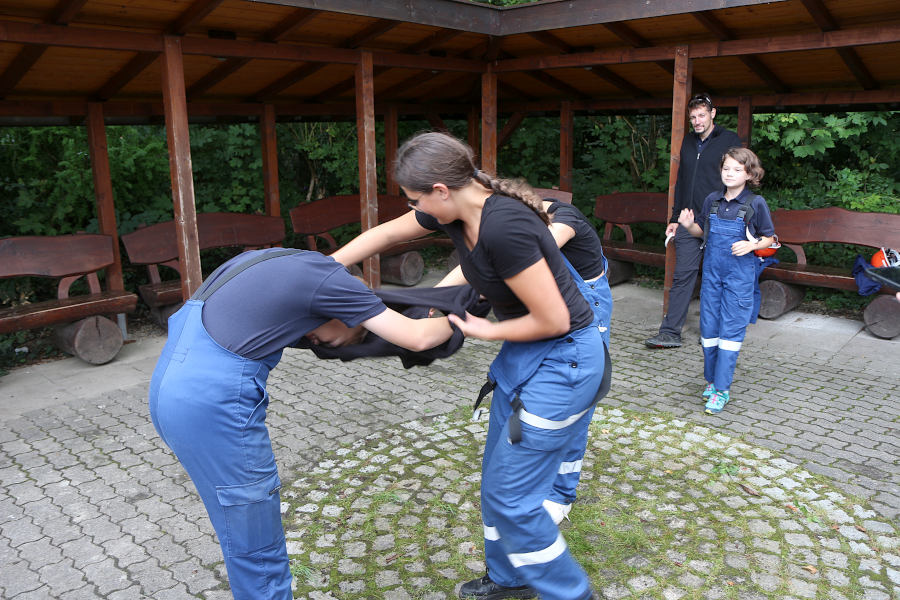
415, 194, 593, 333
546, 200, 607, 280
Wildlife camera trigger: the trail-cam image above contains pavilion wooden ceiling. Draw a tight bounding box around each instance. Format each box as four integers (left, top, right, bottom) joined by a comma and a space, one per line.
0, 0, 898, 124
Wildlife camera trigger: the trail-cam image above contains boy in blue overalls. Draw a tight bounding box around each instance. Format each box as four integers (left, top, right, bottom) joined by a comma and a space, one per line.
676, 147, 775, 414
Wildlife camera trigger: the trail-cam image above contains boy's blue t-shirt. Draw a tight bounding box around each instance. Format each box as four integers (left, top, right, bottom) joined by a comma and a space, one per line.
200, 249, 386, 360
698, 187, 775, 239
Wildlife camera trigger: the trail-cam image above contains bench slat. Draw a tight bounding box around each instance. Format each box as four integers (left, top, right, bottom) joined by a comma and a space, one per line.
771, 207, 900, 248
603, 241, 667, 268
0, 291, 137, 334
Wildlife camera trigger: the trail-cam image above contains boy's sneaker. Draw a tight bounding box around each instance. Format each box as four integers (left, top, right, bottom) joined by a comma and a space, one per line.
458, 574, 536, 599
702, 383, 716, 399
705, 390, 730, 414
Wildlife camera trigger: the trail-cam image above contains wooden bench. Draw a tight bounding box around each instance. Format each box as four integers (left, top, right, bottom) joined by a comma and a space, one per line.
759, 207, 900, 338
593, 192, 669, 284
121, 212, 285, 326
290, 194, 455, 286
0, 234, 137, 364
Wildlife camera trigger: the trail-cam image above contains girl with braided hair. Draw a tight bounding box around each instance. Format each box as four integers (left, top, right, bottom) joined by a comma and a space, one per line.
333, 132, 604, 600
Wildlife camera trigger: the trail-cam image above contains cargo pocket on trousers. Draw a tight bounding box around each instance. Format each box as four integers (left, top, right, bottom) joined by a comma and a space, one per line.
216, 470, 284, 557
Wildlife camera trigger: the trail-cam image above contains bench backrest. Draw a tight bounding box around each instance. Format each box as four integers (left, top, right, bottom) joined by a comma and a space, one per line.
122, 212, 285, 267
533, 188, 572, 204
289, 194, 410, 251
0, 234, 115, 298
771, 207, 900, 249
594, 192, 668, 243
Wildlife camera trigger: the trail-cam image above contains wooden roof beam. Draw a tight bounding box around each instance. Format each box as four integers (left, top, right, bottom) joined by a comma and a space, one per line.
0, 0, 88, 98
312, 28, 463, 103
249, 18, 400, 101
91, 0, 225, 101
492, 24, 900, 71
692, 11, 789, 93
188, 8, 320, 99
529, 29, 648, 97
602, 21, 715, 95
799, 0, 877, 90
521, 69, 590, 100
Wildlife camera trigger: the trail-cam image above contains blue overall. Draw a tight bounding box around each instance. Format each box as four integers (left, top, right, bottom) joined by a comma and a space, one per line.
149, 299, 292, 598
699, 213, 758, 392
547, 256, 612, 507
480, 315, 606, 600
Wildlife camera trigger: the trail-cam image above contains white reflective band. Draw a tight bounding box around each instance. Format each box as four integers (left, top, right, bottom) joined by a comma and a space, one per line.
518, 406, 590, 431
483, 524, 500, 541
508, 533, 567, 568
558, 459, 582, 475
701, 337, 719, 348
719, 339, 742, 351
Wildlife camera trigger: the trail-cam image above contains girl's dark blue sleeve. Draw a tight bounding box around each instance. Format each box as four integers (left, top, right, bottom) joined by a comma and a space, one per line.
750, 197, 775, 238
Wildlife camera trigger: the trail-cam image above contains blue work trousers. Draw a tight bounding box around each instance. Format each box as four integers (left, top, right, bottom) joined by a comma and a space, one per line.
149, 301, 292, 600
699, 214, 758, 391
548, 260, 612, 506
481, 324, 605, 600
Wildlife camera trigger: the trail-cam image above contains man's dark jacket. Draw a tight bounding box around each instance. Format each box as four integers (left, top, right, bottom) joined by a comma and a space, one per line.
670, 125, 742, 223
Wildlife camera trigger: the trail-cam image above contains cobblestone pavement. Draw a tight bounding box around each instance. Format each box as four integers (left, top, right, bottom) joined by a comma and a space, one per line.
1, 286, 898, 598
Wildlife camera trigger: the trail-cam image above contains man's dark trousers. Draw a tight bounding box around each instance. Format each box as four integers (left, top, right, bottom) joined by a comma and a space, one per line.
659, 227, 703, 337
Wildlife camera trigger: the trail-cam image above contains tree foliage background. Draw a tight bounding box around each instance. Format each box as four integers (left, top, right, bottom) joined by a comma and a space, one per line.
1, 110, 898, 369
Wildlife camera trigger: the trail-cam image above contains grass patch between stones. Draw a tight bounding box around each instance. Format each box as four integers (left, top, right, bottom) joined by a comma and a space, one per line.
283, 405, 900, 600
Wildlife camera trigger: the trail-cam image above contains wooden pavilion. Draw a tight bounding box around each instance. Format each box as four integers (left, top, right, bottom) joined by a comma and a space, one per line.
1, 0, 898, 305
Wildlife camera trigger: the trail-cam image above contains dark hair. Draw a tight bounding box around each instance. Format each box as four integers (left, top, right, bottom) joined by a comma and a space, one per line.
393, 132, 549, 225
688, 93, 714, 112
721, 146, 765, 187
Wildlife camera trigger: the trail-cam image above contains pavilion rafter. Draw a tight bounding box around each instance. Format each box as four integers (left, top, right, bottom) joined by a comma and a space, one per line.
799, 0, 878, 90
601, 21, 716, 95
691, 11, 790, 94
187, 7, 320, 99
0, 0, 88, 99
92, 0, 225, 101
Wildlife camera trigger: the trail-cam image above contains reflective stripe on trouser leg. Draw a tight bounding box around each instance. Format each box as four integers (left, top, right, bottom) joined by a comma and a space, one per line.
712, 284, 754, 391
699, 269, 723, 387
481, 328, 603, 600
149, 302, 292, 600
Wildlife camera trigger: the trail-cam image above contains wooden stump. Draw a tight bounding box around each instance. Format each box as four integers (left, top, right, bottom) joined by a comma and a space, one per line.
758, 280, 805, 319
52, 315, 124, 364
863, 294, 900, 339
381, 251, 424, 286
605, 258, 634, 286
150, 302, 183, 330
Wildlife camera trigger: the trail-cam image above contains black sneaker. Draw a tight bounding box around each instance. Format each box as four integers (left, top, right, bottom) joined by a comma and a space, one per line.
644, 332, 682, 348
459, 574, 537, 599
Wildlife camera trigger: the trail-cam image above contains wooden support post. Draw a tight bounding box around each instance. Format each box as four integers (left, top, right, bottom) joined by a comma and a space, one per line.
161, 35, 201, 300
86, 102, 124, 293
356, 50, 380, 288
481, 65, 497, 174
467, 105, 480, 164
560, 100, 573, 193
385, 104, 399, 195
664, 46, 692, 315
260, 103, 280, 218
738, 95, 753, 148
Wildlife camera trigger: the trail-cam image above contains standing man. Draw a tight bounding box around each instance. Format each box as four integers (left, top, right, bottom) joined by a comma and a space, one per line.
645, 93, 742, 349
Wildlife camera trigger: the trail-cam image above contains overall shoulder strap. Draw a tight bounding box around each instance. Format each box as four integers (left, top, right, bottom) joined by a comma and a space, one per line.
193, 249, 305, 301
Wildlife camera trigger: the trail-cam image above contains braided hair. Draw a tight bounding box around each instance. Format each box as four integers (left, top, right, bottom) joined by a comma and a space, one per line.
393, 132, 549, 225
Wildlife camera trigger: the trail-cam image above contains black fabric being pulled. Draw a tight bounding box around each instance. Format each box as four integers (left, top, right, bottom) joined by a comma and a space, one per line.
295, 284, 491, 368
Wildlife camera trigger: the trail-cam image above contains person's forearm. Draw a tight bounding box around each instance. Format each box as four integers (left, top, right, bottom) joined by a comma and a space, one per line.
754, 235, 776, 251
406, 317, 454, 351
683, 222, 703, 237
331, 225, 395, 266
466, 311, 569, 343
435, 265, 468, 287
